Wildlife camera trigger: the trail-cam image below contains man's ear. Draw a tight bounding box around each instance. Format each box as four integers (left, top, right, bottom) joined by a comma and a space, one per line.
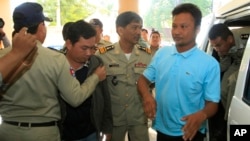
195, 26, 200, 35
117, 27, 123, 36
227, 35, 234, 44
65, 39, 72, 50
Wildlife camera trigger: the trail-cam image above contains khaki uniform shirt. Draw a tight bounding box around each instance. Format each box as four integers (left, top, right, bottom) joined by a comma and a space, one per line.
96, 43, 152, 126
221, 47, 244, 119
0, 47, 14, 87
0, 41, 99, 123
96, 39, 112, 48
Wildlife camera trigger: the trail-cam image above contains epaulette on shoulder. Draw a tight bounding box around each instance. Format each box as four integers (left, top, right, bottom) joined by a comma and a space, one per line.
98, 45, 115, 54
137, 46, 151, 54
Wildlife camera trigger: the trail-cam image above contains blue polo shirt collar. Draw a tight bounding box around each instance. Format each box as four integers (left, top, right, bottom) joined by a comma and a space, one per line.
172, 45, 198, 58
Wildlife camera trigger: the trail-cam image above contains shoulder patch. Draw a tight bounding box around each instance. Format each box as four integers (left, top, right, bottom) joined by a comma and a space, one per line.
137, 46, 151, 54
98, 45, 115, 54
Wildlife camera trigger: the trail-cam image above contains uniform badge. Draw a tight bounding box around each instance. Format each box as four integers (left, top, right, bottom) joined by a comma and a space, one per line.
69, 67, 75, 77
109, 63, 119, 67
134, 62, 147, 68
137, 46, 151, 54
98, 45, 114, 54
112, 76, 118, 86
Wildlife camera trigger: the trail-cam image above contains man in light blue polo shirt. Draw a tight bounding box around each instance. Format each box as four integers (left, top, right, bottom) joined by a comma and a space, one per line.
137, 3, 220, 141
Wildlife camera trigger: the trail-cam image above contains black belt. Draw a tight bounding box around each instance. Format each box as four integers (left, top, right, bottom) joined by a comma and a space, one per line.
4, 121, 57, 127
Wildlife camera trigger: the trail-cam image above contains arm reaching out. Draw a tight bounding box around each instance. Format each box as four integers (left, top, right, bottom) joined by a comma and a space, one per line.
181, 101, 218, 141
0, 27, 37, 91
137, 75, 156, 120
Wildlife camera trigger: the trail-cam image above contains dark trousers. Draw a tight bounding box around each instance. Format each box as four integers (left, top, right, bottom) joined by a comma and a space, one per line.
157, 131, 205, 141
208, 102, 227, 141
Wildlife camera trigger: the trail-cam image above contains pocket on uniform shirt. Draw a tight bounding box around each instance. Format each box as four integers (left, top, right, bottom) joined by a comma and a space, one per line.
133, 67, 145, 74
106, 67, 124, 75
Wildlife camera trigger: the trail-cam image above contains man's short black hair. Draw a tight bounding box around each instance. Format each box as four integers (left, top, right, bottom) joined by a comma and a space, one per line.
62, 22, 74, 41
208, 23, 233, 41
116, 11, 142, 28
150, 30, 160, 37
172, 3, 202, 28
141, 28, 148, 33
67, 20, 96, 45
89, 18, 103, 28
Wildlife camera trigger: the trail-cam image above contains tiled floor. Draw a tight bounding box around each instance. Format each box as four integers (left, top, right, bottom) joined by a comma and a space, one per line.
148, 128, 157, 141
125, 128, 157, 141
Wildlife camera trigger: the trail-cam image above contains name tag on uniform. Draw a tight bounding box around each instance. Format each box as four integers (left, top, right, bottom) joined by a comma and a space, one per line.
134, 62, 147, 68
109, 63, 119, 67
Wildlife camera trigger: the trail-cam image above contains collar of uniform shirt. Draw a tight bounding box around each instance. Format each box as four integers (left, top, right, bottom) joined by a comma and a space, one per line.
83, 60, 89, 67
72, 61, 89, 71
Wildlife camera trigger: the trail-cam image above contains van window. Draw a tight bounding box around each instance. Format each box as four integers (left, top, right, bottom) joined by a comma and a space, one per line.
242, 61, 250, 105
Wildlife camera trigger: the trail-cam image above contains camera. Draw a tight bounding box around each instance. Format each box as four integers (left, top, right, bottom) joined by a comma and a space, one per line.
0, 18, 5, 28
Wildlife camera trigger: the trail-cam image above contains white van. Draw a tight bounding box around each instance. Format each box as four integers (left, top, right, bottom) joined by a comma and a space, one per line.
198, 1, 250, 141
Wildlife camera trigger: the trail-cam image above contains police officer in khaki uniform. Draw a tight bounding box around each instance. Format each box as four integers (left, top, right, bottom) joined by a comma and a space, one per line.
61, 20, 112, 141
0, 2, 106, 141
208, 23, 244, 141
96, 11, 151, 141
89, 18, 112, 49
149, 30, 161, 56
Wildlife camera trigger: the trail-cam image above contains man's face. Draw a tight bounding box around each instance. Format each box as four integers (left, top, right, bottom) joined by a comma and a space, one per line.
171, 13, 198, 48
119, 21, 142, 45
150, 33, 161, 48
94, 25, 103, 43
209, 36, 232, 57
66, 36, 96, 63
141, 30, 148, 41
